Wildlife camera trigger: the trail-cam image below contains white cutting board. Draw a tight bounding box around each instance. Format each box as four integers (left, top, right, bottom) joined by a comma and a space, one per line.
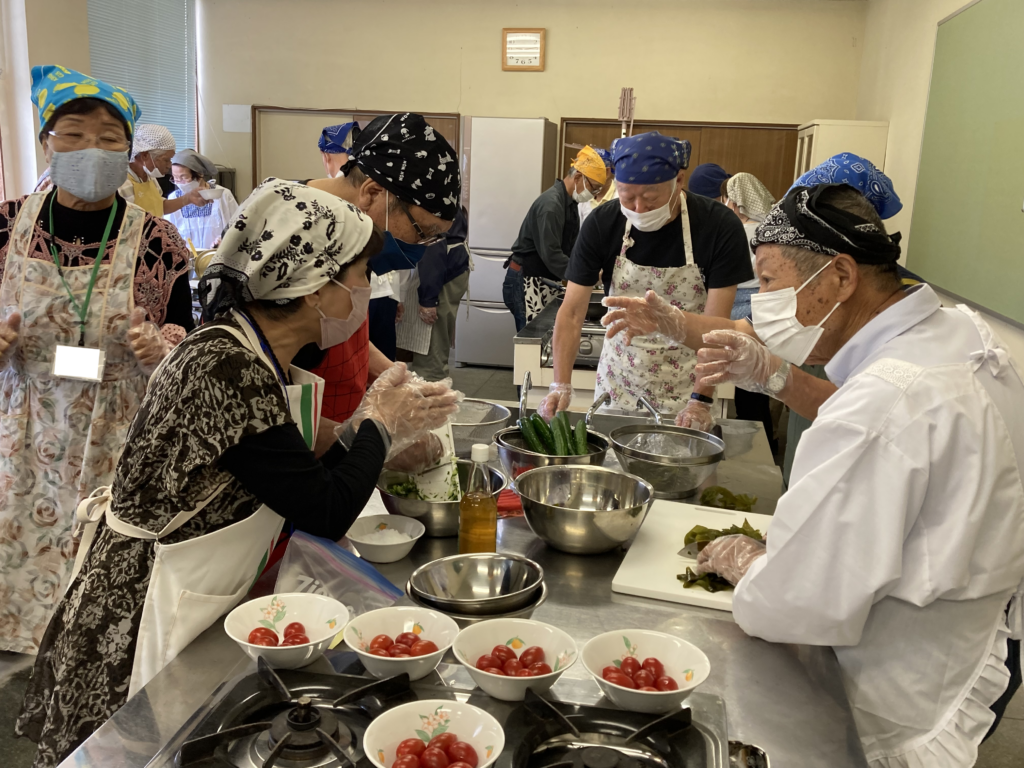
612, 500, 773, 612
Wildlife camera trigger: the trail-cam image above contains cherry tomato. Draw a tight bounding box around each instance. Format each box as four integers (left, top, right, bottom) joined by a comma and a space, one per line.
604, 671, 637, 689
620, 657, 641, 677
281, 633, 310, 646
388, 644, 412, 657
283, 622, 305, 638
515, 669, 533, 677
411, 640, 439, 656
633, 670, 655, 688
449, 763, 474, 768
392, 756, 420, 768
396, 632, 420, 648
395, 736, 426, 756
389, 651, 411, 659
639, 686, 659, 692
601, 666, 620, 680
420, 746, 451, 768
368, 648, 391, 657
247, 628, 278, 646
370, 634, 394, 651
519, 646, 545, 667
656, 675, 679, 691
641, 657, 664, 679
476, 654, 499, 670
491, 645, 516, 664
427, 732, 458, 752
528, 662, 553, 676
486, 666, 507, 676
503, 659, 524, 675
447, 741, 478, 768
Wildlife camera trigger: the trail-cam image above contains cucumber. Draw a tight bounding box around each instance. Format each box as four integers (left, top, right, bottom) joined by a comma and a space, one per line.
552, 412, 571, 456
574, 419, 589, 456
518, 417, 547, 454
530, 413, 556, 454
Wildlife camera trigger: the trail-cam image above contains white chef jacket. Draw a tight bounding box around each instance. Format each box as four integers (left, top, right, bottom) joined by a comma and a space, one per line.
733, 284, 1024, 768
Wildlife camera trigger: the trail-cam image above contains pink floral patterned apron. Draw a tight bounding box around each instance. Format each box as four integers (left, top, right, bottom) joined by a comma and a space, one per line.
595, 193, 706, 414
0, 192, 147, 654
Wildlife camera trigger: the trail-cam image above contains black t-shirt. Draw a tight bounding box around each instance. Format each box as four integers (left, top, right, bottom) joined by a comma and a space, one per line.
565, 191, 753, 293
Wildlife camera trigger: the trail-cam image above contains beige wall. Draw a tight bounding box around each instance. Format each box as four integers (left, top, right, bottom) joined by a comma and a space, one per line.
197, 0, 868, 197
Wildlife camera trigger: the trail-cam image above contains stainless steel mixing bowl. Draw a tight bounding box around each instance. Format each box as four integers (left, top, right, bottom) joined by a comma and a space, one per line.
515, 465, 655, 555
494, 426, 609, 484
450, 399, 511, 458
377, 460, 508, 537
609, 424, 725, 500
408, 552, 544, 615
406, 580, 548, 628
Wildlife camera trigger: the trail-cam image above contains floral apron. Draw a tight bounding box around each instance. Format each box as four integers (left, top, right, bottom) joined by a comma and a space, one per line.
595, 194, 706, 414
0, 191, 147, 654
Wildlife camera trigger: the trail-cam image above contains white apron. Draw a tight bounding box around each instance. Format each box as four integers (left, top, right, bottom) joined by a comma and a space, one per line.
595, 195, 706, 414
72, 309, 323, 697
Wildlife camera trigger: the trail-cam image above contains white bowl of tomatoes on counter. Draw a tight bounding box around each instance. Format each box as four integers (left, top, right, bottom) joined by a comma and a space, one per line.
344, 606, 459, 682
364, 698, 504, 768
581, 628, 710, 714
223, 592, 349, 669
453, 617, 578, 701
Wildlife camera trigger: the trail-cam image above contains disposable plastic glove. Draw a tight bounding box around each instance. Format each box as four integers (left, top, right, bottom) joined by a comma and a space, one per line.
601, 290, 688, 347
127, 307, 169, 375
537, 382, 573, 422
419, 306, 438, 325
676, 399, 715, 432
0, 312, 22, 364
695, 534, 766, 585
695, 330, 791, 396
384, 433, 445, 473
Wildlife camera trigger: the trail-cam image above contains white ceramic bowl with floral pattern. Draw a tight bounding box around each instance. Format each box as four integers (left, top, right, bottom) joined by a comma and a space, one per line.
453, 618, 578, 701
224, 592, 349, 669
581, 628, 710, 714
344, 606, 459, 681
363, 699, 505, 768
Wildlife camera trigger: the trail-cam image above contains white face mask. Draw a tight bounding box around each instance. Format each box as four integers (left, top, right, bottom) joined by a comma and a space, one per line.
750, 260, 841, 366
175, 180, 199, 194
620, 181, 676, 232
143, 155, 165, 180
572, 177, 594, 204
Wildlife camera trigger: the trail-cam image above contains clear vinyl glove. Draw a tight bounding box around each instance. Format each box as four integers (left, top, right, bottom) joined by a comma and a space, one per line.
695, 330, 791, 396
127, 307, 170, 375
676, 399, 715, 432
601, 290, 688, 347
537, 382, 573, 421
418, 306, 438, 325
695, 534, 767, 585
383, 433, 444, 474
0, 312, 22, 365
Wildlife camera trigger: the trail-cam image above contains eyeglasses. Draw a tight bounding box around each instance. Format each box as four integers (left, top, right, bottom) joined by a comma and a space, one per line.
47, 130, 130, 153
395, 197, 444, 246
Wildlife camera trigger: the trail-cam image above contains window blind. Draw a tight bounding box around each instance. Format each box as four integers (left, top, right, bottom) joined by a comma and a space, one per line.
87, 0, 196, 151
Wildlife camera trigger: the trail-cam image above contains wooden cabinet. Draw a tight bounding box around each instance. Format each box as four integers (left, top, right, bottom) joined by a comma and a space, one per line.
793, 120, 889, 179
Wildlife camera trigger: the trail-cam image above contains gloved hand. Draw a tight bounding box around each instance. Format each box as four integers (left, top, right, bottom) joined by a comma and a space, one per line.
676, 399, 715, 432
0, 312, 22, 365
184, 188, 208, 207
395, 302, 405, 323
601, 290, 688, 347
537, 382, 573, 421
384, 433, 444, 473
695, 330, 790, 396
695, 534, 766, 585
419, 306, 438, 325
128, 307, 169, 375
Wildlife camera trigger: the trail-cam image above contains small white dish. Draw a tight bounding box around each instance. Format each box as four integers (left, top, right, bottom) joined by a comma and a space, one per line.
199, 187, 225, 200
346, 514, 425, 563
344, 606, 458, 681
364, 699, 504, 768
581, 628, 710, 714
453, 618, 577, 701
224, 592, 348, 669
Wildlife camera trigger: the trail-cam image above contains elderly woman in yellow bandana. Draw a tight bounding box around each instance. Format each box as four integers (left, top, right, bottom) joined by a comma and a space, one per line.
0, 65, 194, 656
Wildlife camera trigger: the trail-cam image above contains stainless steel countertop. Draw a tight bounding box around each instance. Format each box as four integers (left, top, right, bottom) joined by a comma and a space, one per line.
60, 433, 865, 768
513, 296, 560, 346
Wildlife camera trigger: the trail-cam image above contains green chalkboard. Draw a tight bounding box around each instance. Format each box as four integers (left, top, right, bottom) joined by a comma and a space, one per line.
908, 0, 1024, 325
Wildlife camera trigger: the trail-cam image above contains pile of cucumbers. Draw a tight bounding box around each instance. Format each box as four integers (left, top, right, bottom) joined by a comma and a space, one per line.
517, 411, 590, 456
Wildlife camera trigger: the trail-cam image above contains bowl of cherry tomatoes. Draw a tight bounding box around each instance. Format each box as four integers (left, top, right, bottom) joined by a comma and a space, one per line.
363, 698, 504, 768
453, 618, 578, 701
223, 592, 349, 669
344, 606, 459, 682
581, 629, 710, 714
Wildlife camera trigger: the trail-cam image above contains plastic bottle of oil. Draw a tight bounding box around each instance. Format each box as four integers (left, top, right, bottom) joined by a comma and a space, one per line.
458, 444, 498, 554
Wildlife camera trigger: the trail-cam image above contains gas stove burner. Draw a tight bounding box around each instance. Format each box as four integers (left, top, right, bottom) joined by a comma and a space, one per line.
531, 738, 662, 768
266, 696, 351, 762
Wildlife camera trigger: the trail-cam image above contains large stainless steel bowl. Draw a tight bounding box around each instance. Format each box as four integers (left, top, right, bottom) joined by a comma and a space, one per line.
406, 580, 548, 628
450, 399, 511, 458
515, 465, 655, 554
377, 460, 507, 538
495, 425, 609, 484
408, 553, 544, 616
609, 425, 725, 500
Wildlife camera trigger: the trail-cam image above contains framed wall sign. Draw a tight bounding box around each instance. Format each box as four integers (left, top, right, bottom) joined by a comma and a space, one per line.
502, 28, 545, 71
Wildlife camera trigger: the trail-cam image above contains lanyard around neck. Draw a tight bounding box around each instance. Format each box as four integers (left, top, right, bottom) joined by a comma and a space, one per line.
47, 193, 118, 347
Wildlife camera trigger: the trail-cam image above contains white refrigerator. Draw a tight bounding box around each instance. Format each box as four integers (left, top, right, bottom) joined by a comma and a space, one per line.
455, 116, 557, 367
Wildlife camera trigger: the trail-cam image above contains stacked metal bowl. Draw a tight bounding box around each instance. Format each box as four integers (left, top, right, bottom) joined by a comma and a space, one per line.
609, 425, 725, 500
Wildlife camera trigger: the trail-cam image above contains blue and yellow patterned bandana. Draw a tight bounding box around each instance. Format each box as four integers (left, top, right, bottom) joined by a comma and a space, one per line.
31, 65, 140, 135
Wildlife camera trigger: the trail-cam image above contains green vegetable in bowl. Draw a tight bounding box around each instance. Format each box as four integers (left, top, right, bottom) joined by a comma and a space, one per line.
678, 567, 734, 593
386, 479, 423, 499
700, 485, 758, 512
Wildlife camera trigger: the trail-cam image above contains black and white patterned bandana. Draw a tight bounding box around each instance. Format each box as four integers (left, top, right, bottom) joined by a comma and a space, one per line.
199, 177, 373, 317
342, 113, 461, 220
752, 184, 901, 265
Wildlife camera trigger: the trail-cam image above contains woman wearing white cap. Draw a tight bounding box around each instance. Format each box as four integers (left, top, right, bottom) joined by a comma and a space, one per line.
119, 123, 206, 217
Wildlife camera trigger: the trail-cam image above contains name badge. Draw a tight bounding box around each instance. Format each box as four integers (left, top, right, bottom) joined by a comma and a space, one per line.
53, 345, 106, 382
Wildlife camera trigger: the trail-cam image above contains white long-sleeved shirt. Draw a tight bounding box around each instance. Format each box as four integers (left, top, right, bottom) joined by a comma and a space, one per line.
164, 185, 239, 250
733, 284, 1024, 768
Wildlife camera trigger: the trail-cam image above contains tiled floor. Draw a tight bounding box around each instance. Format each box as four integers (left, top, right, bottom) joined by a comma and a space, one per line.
449, 361, 518, 403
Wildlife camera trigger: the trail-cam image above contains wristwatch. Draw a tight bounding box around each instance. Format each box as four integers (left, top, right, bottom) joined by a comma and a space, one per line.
763, 359, 791, 397
689, 391, 714, 405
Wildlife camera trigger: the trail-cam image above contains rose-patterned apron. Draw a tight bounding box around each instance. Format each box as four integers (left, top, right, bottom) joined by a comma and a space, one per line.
0, 191, 148, 654
595, 193, 706, 415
